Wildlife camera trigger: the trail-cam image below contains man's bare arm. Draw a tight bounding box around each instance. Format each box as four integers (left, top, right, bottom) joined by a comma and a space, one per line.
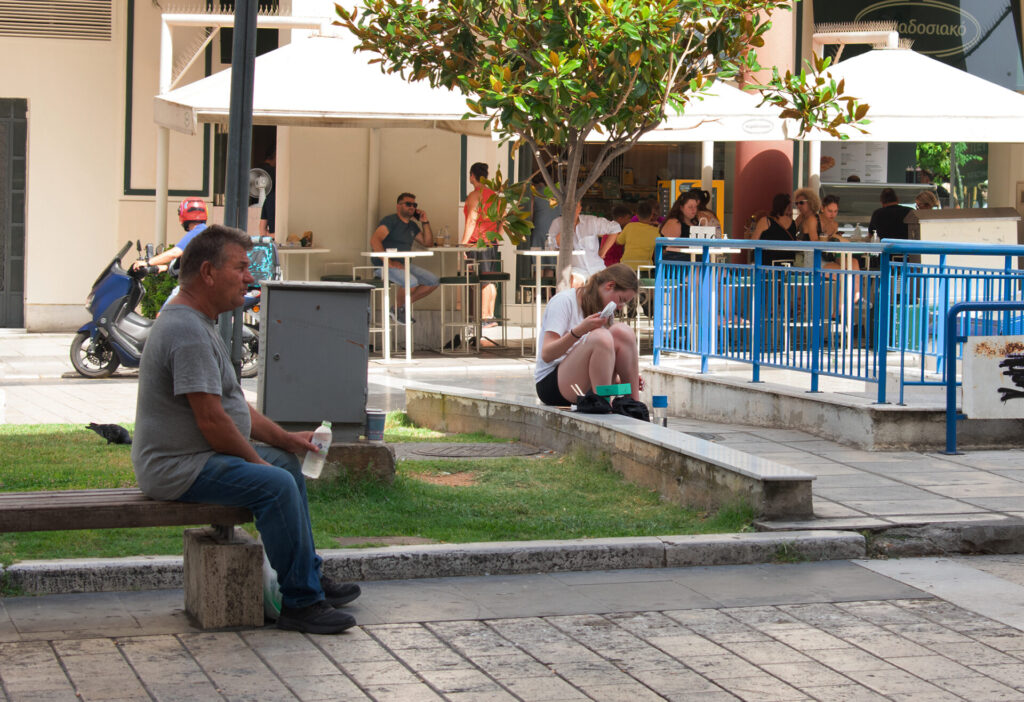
370, 224, 389, 252
249, 405, 316, 456
187, 392, 269, 464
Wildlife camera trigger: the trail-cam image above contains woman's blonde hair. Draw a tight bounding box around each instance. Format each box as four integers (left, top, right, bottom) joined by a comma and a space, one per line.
794, 187, 820, 213
915, 190, 940, 209
579, 264, 638, 317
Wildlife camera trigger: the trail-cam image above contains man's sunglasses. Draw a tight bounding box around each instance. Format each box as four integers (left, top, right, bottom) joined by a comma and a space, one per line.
401, 201, 418, 207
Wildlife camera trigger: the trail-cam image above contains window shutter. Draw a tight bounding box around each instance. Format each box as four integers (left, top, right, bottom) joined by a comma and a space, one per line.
0, 0, 112, 41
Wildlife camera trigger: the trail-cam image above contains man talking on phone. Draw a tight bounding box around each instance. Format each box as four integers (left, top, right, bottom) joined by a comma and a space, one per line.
370, 192, 439, 322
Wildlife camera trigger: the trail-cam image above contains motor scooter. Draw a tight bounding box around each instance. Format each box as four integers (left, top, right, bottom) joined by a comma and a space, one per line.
70, 241, 260, 378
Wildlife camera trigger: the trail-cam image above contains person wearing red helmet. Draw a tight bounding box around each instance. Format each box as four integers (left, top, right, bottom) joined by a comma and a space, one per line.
133, 198, 208, 271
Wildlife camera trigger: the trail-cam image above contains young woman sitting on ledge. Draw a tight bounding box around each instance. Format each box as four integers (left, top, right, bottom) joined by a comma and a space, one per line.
534, 263, 642, 406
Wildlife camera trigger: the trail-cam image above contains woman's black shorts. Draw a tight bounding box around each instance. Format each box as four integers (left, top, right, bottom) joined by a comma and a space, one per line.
535, 366, 568, 406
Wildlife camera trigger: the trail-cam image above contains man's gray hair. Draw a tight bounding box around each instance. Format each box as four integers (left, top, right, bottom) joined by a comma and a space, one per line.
178, 225, 253, 285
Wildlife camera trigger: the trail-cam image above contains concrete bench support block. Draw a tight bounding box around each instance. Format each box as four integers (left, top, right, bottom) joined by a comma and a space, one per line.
405, 388, 814, 520
183, 527, 263, 629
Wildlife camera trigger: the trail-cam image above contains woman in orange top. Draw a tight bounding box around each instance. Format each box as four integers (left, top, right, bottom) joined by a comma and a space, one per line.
463, 162, 502, 325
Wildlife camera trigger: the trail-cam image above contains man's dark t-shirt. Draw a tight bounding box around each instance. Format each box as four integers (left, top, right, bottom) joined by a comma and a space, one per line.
371, 213, 420, 266
869, 204, 914, 240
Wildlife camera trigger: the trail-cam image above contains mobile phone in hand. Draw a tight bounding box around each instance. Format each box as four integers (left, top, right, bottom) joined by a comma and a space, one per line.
600, 301, 617, 319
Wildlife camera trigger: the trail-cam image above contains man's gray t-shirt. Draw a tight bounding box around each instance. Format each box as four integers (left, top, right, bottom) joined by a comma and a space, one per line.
131, 305, 252, 500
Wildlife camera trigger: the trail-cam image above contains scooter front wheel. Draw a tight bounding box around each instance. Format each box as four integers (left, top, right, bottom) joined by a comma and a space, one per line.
70, 331, 121, 378
240, 325, 259, 379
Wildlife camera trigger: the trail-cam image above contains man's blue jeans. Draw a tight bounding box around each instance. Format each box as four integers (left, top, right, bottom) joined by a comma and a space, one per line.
178, 445, 323, 609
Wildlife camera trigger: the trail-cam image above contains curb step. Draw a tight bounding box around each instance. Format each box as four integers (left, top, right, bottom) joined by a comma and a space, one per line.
4, 531, 863, 595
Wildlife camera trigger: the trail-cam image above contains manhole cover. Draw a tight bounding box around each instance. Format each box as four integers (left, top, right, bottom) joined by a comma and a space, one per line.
411, 443, 543, 458
685, 432, 724, 442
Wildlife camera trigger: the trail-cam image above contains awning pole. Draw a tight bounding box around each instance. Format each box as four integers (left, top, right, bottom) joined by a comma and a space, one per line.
155, 18, 173, 248
367, 128, 380, 237
701, 141, 714, 193
809, 141, 821, 193
155, 128, 169, 248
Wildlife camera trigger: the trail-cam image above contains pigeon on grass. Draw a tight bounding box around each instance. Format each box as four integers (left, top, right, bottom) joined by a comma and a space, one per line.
86, 423, 132, 445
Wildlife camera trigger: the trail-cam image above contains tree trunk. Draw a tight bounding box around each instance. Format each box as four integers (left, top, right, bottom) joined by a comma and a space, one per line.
557, 198, 577, 291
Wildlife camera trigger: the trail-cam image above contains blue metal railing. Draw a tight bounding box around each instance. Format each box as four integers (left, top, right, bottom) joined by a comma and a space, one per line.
652, 238, 1024, 404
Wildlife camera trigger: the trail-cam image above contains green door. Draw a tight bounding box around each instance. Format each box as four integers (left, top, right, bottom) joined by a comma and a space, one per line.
0, 99, 26, 327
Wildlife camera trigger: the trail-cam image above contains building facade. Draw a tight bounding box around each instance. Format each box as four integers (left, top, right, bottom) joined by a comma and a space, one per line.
2, 1, 1023, 331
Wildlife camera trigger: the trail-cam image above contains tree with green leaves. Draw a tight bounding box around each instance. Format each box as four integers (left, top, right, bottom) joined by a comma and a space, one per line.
335, 0, 867, 287
916, 142, 986, 207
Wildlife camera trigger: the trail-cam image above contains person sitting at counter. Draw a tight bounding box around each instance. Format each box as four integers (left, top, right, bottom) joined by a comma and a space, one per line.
370, 192, 439, 322
548, 202, 620, 287
616, 200, 660, 272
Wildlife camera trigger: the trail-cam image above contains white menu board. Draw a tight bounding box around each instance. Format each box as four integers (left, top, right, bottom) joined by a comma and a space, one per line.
821, 141, 888, 183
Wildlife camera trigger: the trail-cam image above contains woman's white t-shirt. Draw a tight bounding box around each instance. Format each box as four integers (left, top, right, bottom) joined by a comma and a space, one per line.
534, 288, 585, 383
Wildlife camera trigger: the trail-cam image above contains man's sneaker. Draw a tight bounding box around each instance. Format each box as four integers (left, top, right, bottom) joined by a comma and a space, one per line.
321, 577, 361, 607
277, 600, 356, 634
394, 307, 416, 324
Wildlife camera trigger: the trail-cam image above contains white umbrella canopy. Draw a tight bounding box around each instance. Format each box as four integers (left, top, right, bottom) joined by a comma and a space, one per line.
585, 81, 795, 144
153, 34, 488, 136
823, 48, 1024, 143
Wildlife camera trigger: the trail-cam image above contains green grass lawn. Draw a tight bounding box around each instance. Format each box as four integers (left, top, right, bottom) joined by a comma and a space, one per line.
0, 413, 753, 564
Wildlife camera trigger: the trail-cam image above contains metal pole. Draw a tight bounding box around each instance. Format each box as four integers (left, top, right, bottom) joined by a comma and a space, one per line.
219, 1, 259, 376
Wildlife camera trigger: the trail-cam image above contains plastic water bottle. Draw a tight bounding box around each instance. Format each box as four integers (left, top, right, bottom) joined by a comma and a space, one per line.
301, 421, 332, 479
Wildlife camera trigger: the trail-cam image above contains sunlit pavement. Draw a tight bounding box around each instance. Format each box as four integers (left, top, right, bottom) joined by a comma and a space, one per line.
4, 332, 1024, 700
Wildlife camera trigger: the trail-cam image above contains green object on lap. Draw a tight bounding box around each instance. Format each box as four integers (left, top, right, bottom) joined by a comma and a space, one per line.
595, 383, 631, 397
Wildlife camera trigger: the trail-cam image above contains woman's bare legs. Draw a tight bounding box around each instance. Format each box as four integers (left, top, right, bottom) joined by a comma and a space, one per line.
609, 322, 641, 399
554, 323, 641, 403
556, 328, 615, 402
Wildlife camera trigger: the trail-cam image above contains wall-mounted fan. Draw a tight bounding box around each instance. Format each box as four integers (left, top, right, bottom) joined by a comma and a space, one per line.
249, 167, 273, 207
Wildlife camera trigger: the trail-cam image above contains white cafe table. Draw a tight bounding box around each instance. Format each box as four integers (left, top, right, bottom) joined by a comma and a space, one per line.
361, 250, 434, 362
276, 246, 330, 281
431, 245, 476, 277
516, 249, 582, 347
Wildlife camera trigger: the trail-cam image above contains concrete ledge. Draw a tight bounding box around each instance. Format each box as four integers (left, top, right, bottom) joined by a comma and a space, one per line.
662, 531, 866, 567
646, 364, 1024, 451
405, 387, 814, 520
3, 531, 865, 594
4, 556, 182, 594
868, 520, 1024, 558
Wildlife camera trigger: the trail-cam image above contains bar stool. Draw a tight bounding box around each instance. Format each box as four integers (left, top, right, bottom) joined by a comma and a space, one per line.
515, 262, 555, 353
439, 263, 479, 354
631, 264, 657, 354
478, 267, 511, 348
319, 261, 354, 283
353, 265, 396, 356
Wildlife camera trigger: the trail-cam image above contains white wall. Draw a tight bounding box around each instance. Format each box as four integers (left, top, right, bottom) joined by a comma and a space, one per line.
11, 0, 503, 329
5, 1, 215, 330
284, 127, 501, 295
0, 15, 125, 329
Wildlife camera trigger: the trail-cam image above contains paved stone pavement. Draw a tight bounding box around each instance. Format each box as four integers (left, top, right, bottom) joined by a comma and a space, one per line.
6, 332, 1024, 700
2, 557, 1024, 700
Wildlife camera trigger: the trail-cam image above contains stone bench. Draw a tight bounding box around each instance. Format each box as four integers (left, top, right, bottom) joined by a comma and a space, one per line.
405, 388, 814, 519
0, 488, 262, 629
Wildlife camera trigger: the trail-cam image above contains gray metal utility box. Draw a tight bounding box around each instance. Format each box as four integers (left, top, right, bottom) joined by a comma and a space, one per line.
257, 281, 372, 441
